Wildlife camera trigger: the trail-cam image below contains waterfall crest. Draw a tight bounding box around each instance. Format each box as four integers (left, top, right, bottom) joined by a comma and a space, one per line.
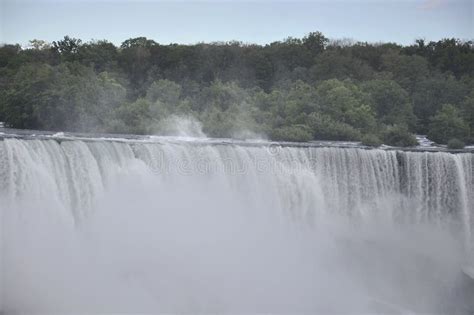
1, 138, 472, 229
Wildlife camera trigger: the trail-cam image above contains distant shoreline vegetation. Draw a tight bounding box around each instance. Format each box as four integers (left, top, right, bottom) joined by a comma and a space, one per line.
0, 33, 472, 147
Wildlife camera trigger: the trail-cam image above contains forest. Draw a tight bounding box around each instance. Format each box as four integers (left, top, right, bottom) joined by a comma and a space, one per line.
0, 32, 473, 147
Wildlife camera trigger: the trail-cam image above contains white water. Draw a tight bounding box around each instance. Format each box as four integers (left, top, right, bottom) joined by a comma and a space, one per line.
0, 137, 473, 313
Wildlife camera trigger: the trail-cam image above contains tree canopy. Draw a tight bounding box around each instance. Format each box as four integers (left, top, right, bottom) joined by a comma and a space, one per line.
0, 33, 473, 146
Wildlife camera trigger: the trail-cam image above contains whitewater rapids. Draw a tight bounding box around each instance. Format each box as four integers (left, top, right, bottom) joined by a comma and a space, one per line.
0, 135, 473, 313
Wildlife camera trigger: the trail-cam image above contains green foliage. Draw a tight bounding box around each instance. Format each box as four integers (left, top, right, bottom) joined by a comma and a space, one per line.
316, 79, 377, 133
361, 134, 383, 147
198, 81, 262, 138
383, 125, 418, 147
307, 113, 362, 141
120, 37, 157, 49
112, 98, 155, 134
310, 51, 374, 81
459, 91, 474, 142
78, 40, 118, 72
361, 79, 415, 128
380, 51, 429, 91
1, 62, 126, 131
404, 38, 474, 77
2, 63, 53, 129
0, 44, 21, 68
447, 138, 465, 150
411, 75, 469, 132
303, 31, 329, 55
427, 104, 470, 144
270, 125, 313, 142
52, 36, 82, 62
146, 80, 182, 104
0, 31, 472, 146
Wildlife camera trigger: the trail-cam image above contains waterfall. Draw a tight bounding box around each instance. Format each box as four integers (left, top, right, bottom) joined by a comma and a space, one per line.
0, 137, 473, 313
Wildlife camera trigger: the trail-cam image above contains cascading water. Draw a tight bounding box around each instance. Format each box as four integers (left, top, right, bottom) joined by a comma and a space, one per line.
0, 135, 473, 313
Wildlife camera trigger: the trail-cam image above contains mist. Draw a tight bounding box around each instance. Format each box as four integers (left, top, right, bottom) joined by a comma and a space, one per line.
3, 186, 467, 313
1, 136, 472, 314
156, 115, 207, 139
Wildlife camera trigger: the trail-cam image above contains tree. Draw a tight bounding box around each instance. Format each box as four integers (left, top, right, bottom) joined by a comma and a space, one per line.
266, 37, 312, 76
246, 50, 274, 91
78, 40, 118, 72
1, 63, 53, 129
383, 125, 418, 147
361, 134, 383, 147
1, 32, 473, 144
427, 104, 470, 144
380, 51, 429, 92
306, 113, 362, 141
447, 138, 465, 149
362, 79, 415, 128
316, 79, 377, 133
146, 79, 182, 105
411, 74, 469, 132
303, 31, 329, 55
459, 91, 474, 142
426, 39, 474, 77
0, 44, 21, 67
310, 50, 374, 81
271, 124, 312, 142
52, 36, 82, 61
29, 39, 50, 50
120, 37, 157, 49
112, 98, 154, 134
1, 62, 126, 131
118, 38, 157, 96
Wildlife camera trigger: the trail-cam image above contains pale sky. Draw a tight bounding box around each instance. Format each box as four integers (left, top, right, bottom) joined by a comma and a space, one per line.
0, 0, 472, 47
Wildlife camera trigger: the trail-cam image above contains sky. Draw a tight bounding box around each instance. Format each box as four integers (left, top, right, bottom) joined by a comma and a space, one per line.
0, 0, 472, 47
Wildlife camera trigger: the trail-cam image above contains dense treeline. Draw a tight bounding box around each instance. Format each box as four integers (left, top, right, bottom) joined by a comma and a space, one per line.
0, 33, 473, 146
